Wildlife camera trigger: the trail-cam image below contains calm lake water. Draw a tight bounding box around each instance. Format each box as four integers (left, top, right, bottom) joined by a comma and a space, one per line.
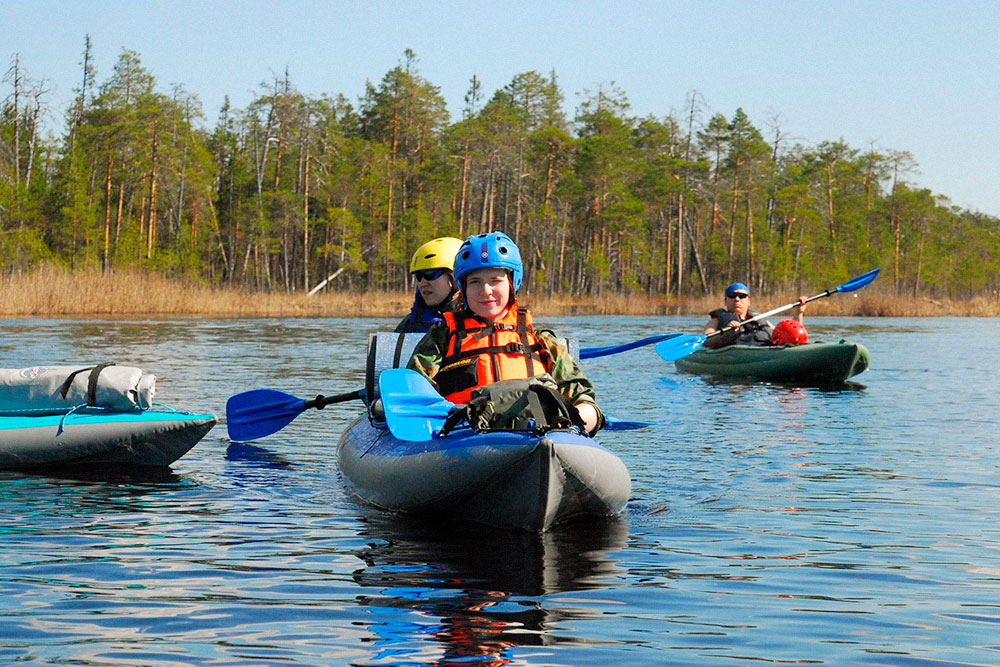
1, 315, 998, 665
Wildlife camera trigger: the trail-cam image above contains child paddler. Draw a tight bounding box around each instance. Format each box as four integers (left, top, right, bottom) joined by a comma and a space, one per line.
407, 231, 605, 435
394, 236, 465, 334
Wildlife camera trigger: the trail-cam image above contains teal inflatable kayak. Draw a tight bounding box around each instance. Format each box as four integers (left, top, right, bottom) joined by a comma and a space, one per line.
0, 409, 216, 469
674, 339, 870, 383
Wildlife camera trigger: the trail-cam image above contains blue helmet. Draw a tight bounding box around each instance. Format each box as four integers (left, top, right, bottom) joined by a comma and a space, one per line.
453, 231, 523, 291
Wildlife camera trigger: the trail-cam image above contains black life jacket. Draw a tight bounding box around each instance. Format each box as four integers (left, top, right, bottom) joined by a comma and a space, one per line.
710, 308, 772, 346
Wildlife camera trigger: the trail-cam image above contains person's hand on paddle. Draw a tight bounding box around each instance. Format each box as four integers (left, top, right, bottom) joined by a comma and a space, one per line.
793, 296, 807, 322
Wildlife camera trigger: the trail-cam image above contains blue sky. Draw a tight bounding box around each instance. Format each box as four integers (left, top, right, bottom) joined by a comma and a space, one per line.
5, 0, 999, 216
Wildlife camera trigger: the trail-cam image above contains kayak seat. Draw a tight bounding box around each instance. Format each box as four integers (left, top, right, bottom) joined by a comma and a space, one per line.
364, 332, 424, 410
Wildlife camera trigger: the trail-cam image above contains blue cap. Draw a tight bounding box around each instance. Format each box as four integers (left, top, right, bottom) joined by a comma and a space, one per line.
725, 282, 750, 297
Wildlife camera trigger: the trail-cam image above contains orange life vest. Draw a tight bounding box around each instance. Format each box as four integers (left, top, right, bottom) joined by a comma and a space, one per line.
435, 305, 550, 403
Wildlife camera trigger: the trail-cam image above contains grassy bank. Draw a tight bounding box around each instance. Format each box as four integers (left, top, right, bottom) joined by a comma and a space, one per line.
0, 267, 993, 318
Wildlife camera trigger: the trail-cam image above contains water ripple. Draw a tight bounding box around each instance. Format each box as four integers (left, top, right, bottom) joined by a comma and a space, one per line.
1, 316, 999, 664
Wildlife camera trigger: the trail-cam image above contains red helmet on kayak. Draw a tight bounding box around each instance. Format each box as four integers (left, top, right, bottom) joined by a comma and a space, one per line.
771, 319, 808, 345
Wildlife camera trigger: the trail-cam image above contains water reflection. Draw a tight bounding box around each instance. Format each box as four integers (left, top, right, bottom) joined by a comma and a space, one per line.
0, 466, 191, 528
225, 442, 294, 469
695, 374, 867, 392
352, 515, 629, 665
1, 464, 182, 485
3, 316, 1000, 664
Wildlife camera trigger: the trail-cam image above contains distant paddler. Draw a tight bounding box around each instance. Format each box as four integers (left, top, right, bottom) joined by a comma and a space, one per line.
703, 282, 808, 349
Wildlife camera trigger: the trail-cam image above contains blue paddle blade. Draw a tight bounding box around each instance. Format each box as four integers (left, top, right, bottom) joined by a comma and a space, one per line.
580, 332, 683, 359
379, 368, 457, 442
655, 334, 707, 362
604, 416, 656, 431
226, 388, 307, 441
835, 267, 881, 293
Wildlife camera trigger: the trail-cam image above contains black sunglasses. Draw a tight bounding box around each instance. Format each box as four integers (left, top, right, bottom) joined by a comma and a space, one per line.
727, 292, 749, 299
413, 268, 447, 281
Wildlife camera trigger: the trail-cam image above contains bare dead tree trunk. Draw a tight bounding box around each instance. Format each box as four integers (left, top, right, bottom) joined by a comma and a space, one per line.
303, 150, 311, 290
663, 210, 672, 298
11, 54, 21, 188
147, 128, 159, 259
683, 215, 709, 292
458, 150, 469, 236
25, 88, 43, 189
103, 152, 113, 271
826, 159, 838, 257
676, 191, 684, 299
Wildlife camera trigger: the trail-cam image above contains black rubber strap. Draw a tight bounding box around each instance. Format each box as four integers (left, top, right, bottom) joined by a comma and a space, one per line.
86, 363, 116, 406
59, 366, 94, 399
517, 307, 534, 376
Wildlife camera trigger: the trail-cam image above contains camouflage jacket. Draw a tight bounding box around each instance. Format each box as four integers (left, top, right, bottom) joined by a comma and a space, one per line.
407, 313, 604, 419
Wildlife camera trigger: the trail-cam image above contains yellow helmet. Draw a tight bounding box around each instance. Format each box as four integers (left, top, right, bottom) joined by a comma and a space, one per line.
409, 236, 463, 273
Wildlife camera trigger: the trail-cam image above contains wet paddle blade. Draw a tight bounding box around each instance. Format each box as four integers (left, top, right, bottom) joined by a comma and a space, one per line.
834, 267, 881, 293
379, 368, 457, 442
654, 334, 707, 362
604, 416, 657, 431
226, 388, 307, 441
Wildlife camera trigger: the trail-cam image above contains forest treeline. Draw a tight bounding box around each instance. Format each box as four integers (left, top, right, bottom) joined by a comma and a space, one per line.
2, 42, 998, 299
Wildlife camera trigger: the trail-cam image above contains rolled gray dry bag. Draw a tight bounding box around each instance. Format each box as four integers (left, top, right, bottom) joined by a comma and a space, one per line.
0, 364, 156, 414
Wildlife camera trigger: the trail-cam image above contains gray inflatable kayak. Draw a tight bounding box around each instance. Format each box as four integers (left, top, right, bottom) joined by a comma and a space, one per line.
337, 415, 630, 532
0, 409, 216, 469
334, 330, 629, 532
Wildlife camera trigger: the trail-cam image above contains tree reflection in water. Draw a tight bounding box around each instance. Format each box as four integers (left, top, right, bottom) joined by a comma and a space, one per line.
351, 513, 629, 665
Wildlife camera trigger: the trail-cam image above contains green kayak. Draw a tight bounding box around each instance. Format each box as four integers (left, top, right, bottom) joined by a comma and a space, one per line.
674, 339, 870, 383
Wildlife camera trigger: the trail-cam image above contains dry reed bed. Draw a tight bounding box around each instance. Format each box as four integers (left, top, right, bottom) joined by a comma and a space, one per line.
0, 268, 410, 317
532, 292, 996, 317
0, 268, 993, 318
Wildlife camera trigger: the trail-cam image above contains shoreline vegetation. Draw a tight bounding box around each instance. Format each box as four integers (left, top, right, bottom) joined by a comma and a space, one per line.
3, 46, 999, 313
0, 268, 993, 319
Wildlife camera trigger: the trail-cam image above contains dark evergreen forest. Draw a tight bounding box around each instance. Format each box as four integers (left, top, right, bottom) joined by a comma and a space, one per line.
3, 43, 997, 298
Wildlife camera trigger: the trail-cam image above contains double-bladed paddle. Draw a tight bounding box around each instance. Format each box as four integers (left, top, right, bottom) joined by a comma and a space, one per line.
578, 332, 682, 359
654, 267, 881, 362
226, 388, 362, 441
226, 369, 657, 442
379, 368, 655, 442
225, 328, 676, 442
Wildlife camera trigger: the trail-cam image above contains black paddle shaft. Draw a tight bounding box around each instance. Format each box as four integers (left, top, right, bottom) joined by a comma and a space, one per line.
305, 389, 363, 410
